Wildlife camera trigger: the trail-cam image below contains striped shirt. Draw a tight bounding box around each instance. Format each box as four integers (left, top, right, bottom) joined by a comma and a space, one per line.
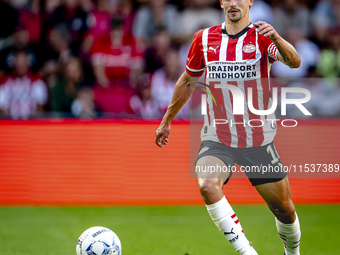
186, 22, 278, 148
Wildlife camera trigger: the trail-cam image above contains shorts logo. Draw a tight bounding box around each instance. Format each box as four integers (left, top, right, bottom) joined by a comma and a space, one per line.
243, 44, 256, 53
199, 147, 209, 155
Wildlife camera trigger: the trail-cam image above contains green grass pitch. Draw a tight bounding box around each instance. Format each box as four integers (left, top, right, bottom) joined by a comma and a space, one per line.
0, 205, 339, 255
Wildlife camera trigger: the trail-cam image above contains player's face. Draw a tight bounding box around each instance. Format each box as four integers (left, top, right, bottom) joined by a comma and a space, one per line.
220, 0, 253, 23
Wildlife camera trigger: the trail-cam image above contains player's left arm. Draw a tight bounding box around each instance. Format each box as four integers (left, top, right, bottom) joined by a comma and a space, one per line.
254, 21, 301, 68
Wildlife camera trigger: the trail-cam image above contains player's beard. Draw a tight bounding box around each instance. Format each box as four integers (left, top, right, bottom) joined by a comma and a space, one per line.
227, 9, 242, 23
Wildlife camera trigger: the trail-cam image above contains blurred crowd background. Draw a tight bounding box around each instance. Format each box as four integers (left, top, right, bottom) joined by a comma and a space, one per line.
0, 0, 339, 119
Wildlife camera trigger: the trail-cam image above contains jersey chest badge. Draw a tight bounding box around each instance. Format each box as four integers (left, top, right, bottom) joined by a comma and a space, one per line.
243, 44, 256, 53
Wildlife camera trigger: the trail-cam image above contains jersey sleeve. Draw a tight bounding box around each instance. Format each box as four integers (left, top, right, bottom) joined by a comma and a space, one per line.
185, 30, 205, 77
267, 42, 278, 63
261, 35, 278, 64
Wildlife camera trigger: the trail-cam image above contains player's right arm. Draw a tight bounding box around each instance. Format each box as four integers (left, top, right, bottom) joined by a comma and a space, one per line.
155, 29, 205, 147
155, 72, 200, 147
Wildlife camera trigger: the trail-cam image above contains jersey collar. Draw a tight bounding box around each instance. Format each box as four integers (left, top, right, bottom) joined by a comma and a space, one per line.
221, 22, 254, 39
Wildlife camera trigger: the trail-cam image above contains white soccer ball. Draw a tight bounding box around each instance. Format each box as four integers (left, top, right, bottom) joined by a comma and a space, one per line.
76, 226, 122, 255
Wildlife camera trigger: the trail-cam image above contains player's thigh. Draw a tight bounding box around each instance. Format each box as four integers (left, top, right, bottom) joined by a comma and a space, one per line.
255, 177, 296, 223
195, 155, 231, 186
195, 141, 235, 188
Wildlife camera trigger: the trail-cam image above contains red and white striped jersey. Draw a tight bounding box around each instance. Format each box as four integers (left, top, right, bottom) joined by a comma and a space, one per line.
186, 22, 279, 148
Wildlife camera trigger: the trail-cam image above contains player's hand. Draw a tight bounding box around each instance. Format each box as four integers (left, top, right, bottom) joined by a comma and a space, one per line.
253, 21, 278, 40
155, 122, 170, 148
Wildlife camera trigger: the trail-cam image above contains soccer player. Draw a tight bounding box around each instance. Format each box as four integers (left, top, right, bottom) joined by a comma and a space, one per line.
155, 0, 302, 255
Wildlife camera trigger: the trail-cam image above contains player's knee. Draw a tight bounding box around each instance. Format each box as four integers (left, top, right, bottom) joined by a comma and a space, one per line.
274, 202, 296, 224
198, 179, 222, 197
